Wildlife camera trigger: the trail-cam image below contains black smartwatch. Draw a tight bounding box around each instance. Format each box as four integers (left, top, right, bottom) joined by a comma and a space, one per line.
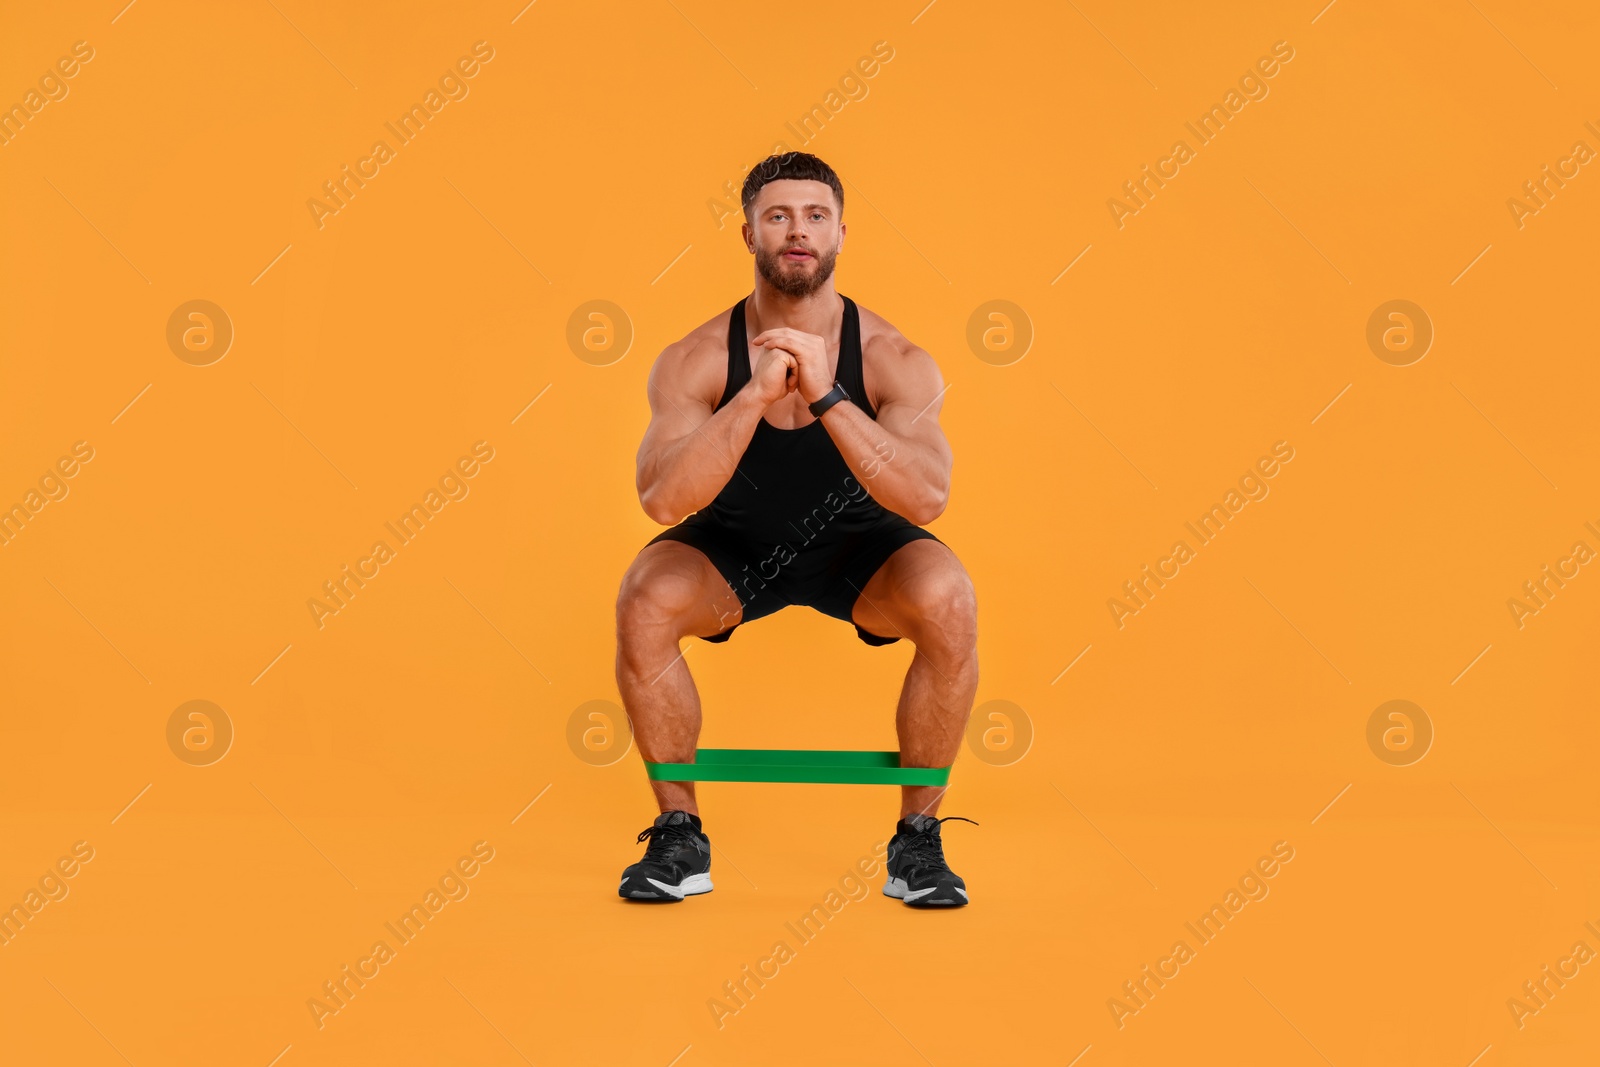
808, 380, 851, 418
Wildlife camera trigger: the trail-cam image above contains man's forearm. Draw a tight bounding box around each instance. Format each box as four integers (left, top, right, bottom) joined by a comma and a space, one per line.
639, 386, 765, 523
818, 401, 946, 523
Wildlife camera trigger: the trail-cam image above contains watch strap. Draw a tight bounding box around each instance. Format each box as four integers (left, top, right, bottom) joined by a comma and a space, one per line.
808, 381, 851, 418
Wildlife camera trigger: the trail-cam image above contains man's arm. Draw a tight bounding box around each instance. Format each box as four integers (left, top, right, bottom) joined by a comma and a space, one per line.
635, 339, 770, 525
817, 340, 952, 524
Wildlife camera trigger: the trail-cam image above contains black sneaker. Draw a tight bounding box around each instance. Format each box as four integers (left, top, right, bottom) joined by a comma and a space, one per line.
883, 814, 977, 907
618, 810, 713, 901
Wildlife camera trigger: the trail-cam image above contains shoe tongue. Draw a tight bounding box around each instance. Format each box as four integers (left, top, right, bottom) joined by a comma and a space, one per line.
657, 810, 699, 830
902, 813, 940, 834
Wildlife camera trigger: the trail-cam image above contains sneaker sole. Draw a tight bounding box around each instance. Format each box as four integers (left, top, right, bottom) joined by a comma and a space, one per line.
882, 876, 968, 907
619, 871, 713, 901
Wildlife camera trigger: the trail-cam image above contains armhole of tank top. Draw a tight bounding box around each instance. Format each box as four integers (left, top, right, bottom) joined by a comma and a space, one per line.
714, 298, 746, 413
844, 296, 877, 421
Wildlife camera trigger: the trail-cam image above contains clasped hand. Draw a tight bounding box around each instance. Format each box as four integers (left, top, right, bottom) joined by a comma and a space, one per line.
751, 328, 834, 406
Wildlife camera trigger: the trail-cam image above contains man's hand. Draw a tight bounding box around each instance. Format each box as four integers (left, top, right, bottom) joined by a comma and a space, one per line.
750, 328, 831, 405
749, 343, 798, 407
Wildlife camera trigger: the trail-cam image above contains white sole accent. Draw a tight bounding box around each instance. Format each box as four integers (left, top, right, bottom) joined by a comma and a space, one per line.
882, 875, 968, 905
630, 872, 713, 899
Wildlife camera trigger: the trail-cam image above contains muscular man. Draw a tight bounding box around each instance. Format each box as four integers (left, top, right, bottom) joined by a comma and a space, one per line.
614, 152, 979, 907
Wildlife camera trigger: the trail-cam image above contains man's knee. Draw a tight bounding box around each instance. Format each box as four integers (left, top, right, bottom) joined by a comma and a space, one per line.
902, 567, 978, 652
616, 562, 702, 637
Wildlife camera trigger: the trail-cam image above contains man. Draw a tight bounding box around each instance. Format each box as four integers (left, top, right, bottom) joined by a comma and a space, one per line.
614, 152, 979, 907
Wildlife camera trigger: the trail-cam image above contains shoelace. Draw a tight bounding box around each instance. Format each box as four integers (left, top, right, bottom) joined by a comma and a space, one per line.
637, 821, 699, 864
898, 815, 978, 875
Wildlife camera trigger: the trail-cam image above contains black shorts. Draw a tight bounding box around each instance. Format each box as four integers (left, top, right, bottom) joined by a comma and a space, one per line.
646, 515, 943, 645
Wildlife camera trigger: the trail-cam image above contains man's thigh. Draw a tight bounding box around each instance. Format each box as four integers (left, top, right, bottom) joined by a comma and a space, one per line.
623, 538, 747, 640
849, 538, 976, 643
638, 522, 788, 640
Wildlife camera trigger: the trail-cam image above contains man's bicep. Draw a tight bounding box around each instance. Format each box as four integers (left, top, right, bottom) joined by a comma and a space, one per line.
874, 346, 951, 458
637, 346, 713, 472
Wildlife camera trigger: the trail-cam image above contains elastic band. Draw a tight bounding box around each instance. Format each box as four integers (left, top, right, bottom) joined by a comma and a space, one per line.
643, 749, 951, 785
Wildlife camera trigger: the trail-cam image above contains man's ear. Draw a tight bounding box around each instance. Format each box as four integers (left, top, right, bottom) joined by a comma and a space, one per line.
741, 221, 754, 252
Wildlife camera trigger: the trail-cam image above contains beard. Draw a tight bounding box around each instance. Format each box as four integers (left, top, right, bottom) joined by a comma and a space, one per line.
755, 242, 838, 298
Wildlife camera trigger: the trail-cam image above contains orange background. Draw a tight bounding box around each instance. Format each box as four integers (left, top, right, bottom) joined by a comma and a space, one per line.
3, 1, 1598, 1064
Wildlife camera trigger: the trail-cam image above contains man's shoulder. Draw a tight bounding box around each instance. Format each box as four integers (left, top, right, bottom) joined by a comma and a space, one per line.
855, 300, 931, 369
851, 300, 942, 416
646, 302, 739, 413
656, 302, 736, 364
655, 302, 736, 376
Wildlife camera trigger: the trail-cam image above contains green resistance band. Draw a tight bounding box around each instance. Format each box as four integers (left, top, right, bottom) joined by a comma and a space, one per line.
644, 749, 951, 786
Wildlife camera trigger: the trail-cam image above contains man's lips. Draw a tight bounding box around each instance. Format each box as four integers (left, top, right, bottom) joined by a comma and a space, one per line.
782, 248, 813, 260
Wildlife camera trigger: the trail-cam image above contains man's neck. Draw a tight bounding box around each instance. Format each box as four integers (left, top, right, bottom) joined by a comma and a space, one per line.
748, 283, 843, 338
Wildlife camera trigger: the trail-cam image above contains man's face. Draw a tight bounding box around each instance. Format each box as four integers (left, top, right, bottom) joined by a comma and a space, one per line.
744, 179, 844, 297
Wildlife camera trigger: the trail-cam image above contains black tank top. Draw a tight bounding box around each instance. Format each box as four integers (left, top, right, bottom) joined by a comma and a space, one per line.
697, 294, 890, 547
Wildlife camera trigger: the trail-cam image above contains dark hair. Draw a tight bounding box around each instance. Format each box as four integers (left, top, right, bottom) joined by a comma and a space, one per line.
741, 151, 844, 220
